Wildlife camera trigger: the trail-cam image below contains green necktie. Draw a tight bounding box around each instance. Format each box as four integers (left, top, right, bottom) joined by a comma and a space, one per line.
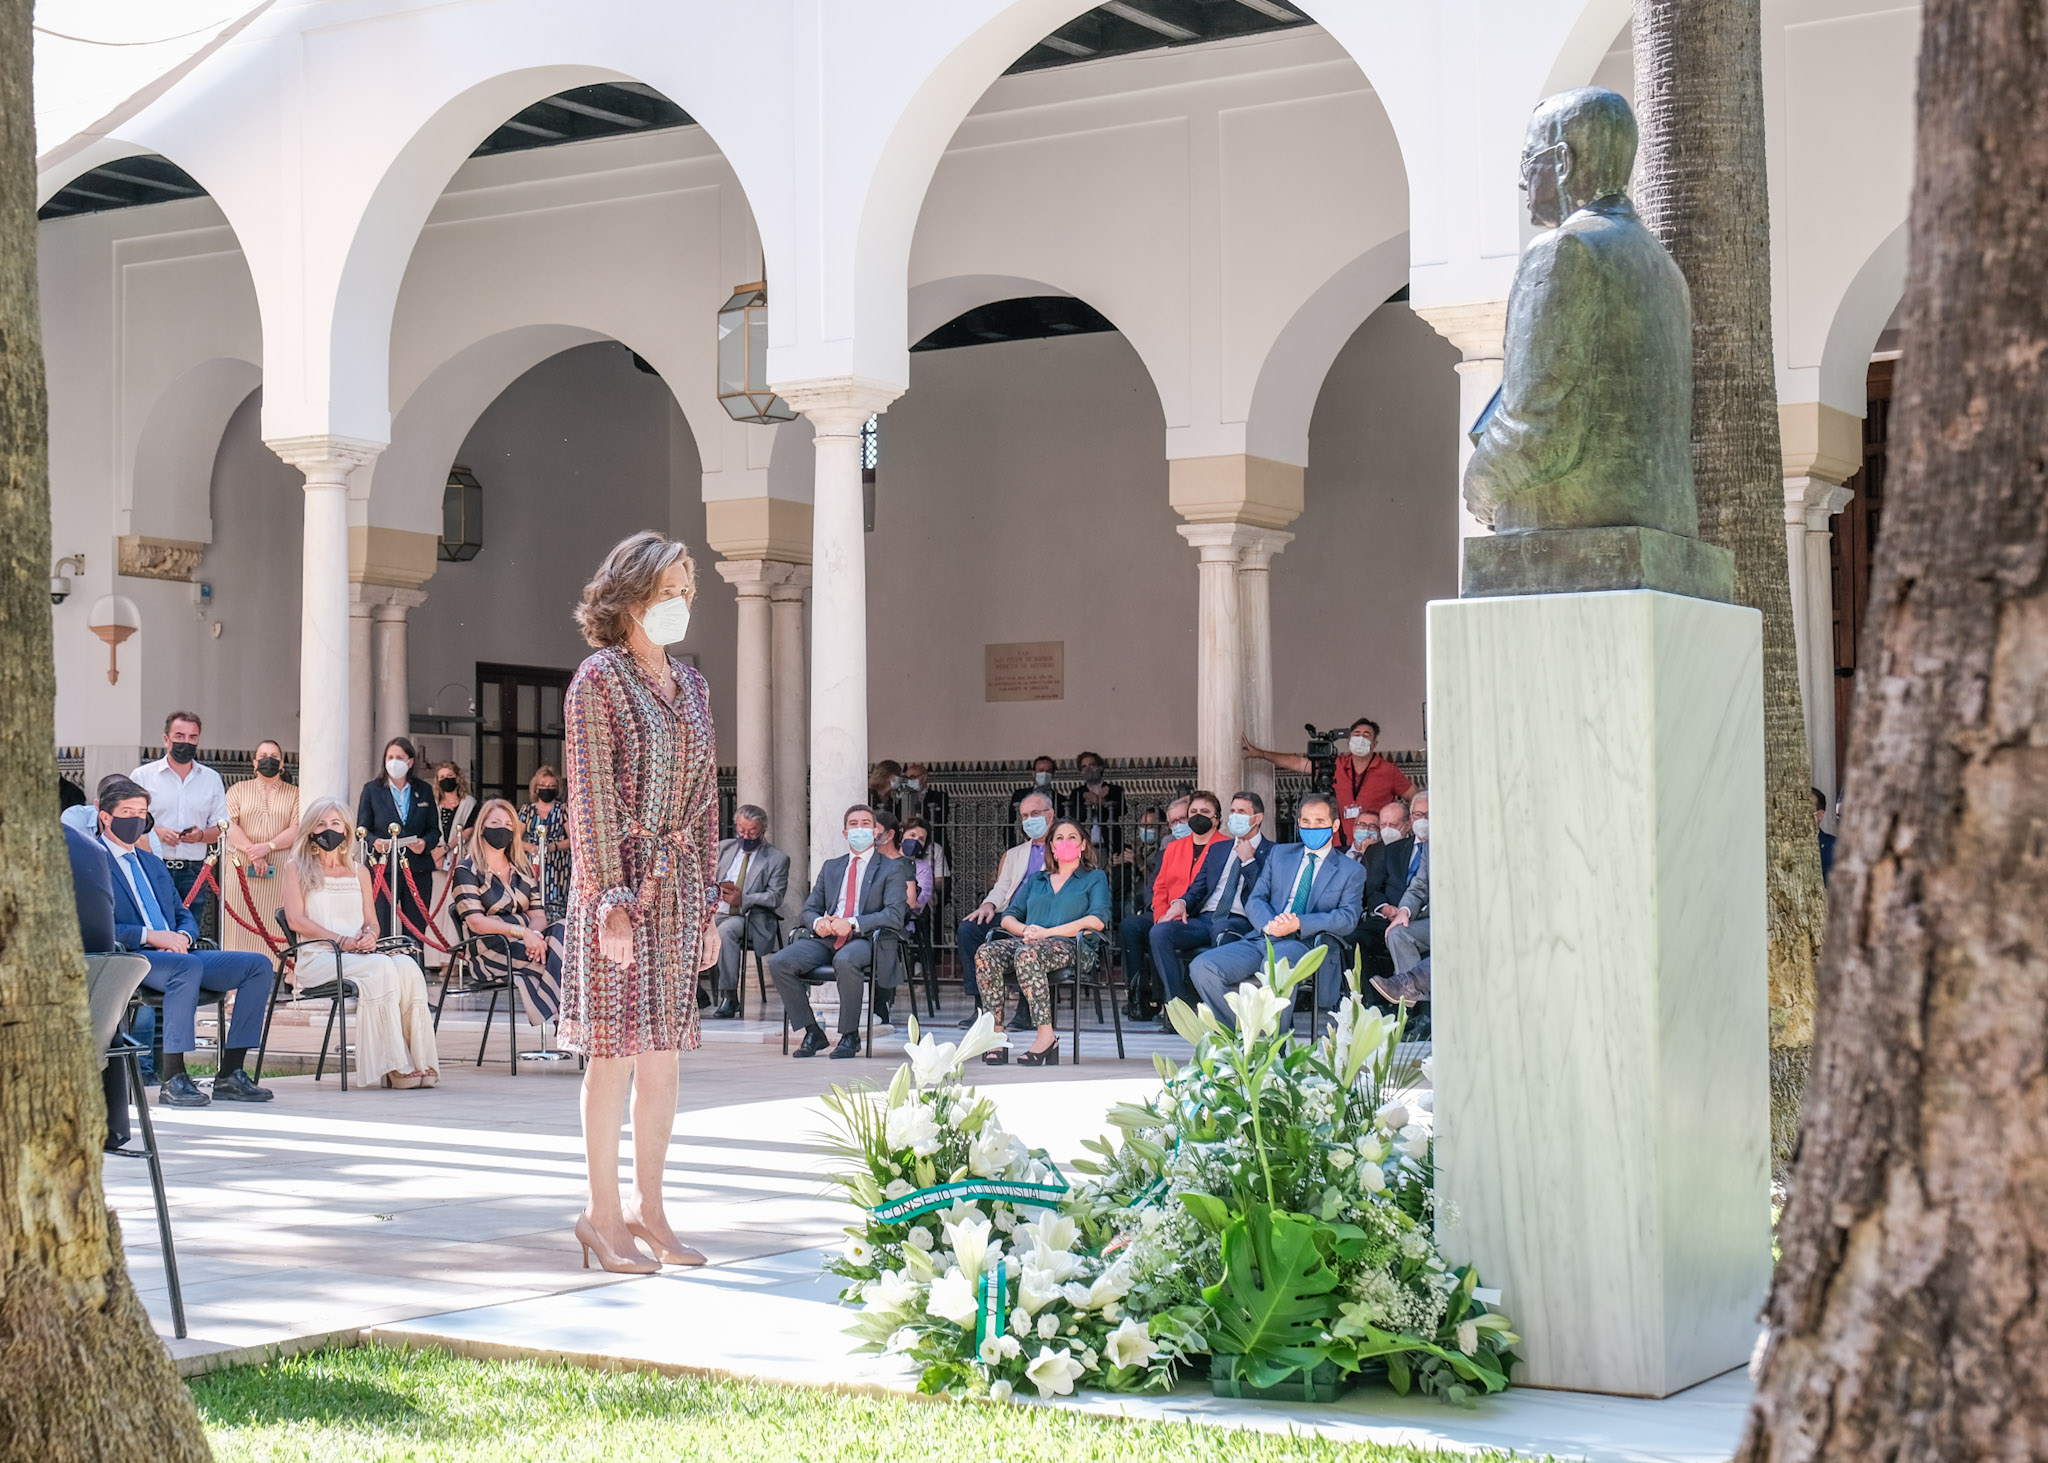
1289, 852, 1319, 915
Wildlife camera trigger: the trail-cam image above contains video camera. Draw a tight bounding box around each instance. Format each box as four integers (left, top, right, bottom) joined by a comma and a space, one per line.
1303, 723, 1350, 762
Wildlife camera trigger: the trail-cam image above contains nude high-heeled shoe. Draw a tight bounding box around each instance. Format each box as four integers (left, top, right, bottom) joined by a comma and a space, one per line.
574, 1214, 658, 1274
625, 1217, 707, 1267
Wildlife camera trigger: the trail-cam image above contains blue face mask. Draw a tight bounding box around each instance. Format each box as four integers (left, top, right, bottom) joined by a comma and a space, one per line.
846, 827, 876, 853
1170, 821, 1192, 840
1299, 826, 1334, 851
1226, 812, 1253, 838
1021, 815, 1049, 839
1138, 827, 1159, 844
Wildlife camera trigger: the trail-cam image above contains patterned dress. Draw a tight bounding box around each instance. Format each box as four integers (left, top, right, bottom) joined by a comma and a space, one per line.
558, 648, 720, 1057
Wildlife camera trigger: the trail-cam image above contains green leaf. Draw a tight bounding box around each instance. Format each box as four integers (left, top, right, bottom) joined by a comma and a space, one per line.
1179, 1191, 1232, 1235
1199, 1204, 1340, 1385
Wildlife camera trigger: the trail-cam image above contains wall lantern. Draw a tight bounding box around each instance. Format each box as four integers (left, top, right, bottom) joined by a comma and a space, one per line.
716, 282, 795, 424
440, 466, 484, 562
88, 594, 140, 684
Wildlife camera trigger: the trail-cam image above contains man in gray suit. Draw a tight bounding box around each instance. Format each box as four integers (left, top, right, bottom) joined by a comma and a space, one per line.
1374, 792, 1431, 1006
708, 804, 790, 1019
767, 805, 911, 1059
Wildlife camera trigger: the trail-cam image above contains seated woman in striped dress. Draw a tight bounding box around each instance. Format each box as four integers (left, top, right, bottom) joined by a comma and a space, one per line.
451, 798, 565, 1026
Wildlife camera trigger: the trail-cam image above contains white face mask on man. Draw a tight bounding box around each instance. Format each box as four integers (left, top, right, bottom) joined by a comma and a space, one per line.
1411, 816, 1429, 840
638, 595, 692, 646
1349, 735, 1374, 758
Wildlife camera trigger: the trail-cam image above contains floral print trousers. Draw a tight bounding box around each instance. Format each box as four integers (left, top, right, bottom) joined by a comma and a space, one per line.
975, 935, 1095, 1028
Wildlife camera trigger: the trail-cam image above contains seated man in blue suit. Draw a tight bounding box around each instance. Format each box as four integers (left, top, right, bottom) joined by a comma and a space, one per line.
766, 804, 911, 1060
65, 822, 151, 1149
1188, 792, 1365, 1026
1148, 790, 1270, 1018
95, 777, 276, 1108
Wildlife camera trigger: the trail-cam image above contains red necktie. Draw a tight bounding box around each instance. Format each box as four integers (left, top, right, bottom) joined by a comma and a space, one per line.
835, 855, 860, 949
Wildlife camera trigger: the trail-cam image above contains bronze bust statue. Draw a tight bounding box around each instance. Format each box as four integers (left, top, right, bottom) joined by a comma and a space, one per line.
1462, 87, 1733, 601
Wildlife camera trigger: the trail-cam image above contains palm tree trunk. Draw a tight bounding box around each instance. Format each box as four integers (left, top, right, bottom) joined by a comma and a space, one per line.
0, 2, 212, 1457
1737, 0, 2048, 1454
1632, 0, 1827, 1173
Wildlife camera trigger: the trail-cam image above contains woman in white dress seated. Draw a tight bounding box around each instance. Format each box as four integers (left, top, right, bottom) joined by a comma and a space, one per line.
281, 796, 441, 1089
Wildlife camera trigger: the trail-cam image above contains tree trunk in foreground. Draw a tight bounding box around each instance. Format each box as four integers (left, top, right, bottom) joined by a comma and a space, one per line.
1632, 0, 1829, 1174
0, 3, 212, 1458
1738, 1, 2048, 1457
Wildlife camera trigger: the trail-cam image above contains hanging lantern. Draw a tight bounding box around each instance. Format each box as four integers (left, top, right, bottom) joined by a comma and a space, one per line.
716, 282, 795, 424
440, 466, 484, 562
87, 595, 140, 685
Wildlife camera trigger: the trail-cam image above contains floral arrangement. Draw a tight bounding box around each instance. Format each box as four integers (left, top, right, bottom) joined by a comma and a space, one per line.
819, 947, 1517, 1407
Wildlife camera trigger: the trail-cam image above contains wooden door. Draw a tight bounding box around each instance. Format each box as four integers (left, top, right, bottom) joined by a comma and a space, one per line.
1829, 358, 1894, 782
474, 663, 571, 805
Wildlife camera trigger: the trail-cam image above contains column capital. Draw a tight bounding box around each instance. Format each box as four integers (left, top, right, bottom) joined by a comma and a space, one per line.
775, 377, 903, 434
1784, 475, 1854, 531
1415, 300, 1509, 362
1779, 400, 1863, 484
768, 566, 812, 600
1236, 529, 1294, 572
350, 581, 393, 612
371, 587, 428, 619
266, 434, 385, 482
1177, 521, 1270, 562
715, 557, 799, 596
705, 497, 813, 564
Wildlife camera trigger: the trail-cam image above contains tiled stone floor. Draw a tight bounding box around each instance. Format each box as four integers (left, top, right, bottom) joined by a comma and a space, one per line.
114, 996, 1747, 1461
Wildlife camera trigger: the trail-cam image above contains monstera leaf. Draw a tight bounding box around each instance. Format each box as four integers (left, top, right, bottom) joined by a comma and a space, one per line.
1200, 1204, 1340, 1388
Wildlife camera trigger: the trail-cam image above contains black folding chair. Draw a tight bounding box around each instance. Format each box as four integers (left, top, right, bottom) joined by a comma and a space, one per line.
1054, 929, 1124, 1064
434, 931, 525, 1072
105, 1026, 184, 1339
780, 929, 899, 1058
254, 909, 361, 1089
125, 936, 227, 1080
732, 913, 782, 1019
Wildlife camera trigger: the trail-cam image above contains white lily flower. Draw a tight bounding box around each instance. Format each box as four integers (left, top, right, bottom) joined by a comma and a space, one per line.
967, 1126, 1013, 1179
1025, 1346, 1085, 1399
1060, 1281, 1093, 1309
904, 1030, 960, 1089
1017, 1262, 1062, 1315
1016, 1211, 1078, 1259
926, 1267, 981, 1328
1224, 983, 1289, 1050
1080, 1262, 1132, 1311
1103, 1316, 1157, 1370
943, 1211, 995, 1284
861, 1268, 917, 1316
885, 1102, 943, 1157
989, 1379, 1015, 1404
955, 1011, 1004, 1066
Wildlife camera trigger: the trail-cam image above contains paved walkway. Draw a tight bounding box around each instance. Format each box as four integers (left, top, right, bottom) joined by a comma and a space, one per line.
111, 1008, 1748, 1462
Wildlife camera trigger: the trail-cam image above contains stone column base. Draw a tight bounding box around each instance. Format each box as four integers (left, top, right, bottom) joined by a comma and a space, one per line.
1428, 589, 1770, 1396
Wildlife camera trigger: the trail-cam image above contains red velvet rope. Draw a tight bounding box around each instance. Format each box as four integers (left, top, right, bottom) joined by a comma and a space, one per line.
398, 860, 454, 953
225, 861, 286, 956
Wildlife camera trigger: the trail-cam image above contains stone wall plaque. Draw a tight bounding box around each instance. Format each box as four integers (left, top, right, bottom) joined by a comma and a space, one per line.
984, 641, 1064, 703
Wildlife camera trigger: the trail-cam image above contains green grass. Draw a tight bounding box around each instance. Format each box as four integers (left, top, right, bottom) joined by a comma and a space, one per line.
190, 1345, 1509, 1463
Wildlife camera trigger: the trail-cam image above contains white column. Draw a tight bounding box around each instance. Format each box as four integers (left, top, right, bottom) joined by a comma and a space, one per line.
372, 588, 427, 764
779, 382, 900, 870
270, 437, 381, 805
1177, 522, 1263, 798
1783, 476, 1854, 806
1236, 530, 1292, 812
1415, 301, 1510, 548
771, 567, 811, 911
713, 559, 785, 818
349, 584, 382, 797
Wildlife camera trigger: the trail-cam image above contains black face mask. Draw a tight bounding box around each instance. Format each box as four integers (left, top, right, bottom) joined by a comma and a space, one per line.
1187, 813, 1215, 836
438, 777, 459, 794
481, 826, 516, 851
255, 757, 282, 778
167, 741, 197, 765
311, 828, 348, 852
108, 814, 150, 845
533, 788, 558, 805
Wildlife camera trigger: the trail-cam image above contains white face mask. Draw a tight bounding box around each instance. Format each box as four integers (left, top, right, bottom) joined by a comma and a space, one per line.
1411, 816, 1429, 840
1349, 736, 1374, 758
386, 758, 411, 782
1380, 825, 1402, 844
638, 595, 692, 646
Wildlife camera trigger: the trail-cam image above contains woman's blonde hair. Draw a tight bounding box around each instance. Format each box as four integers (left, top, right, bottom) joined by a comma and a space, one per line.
574, 531, 696, 649
467, 797, 532, 876
290, 796, 358, 892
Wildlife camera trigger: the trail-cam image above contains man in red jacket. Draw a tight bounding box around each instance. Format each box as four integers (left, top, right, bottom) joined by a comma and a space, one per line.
1243, 716, 1415, 850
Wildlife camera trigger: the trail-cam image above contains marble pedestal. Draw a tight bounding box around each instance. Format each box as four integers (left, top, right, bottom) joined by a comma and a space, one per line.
1427, 590, 1770, 1398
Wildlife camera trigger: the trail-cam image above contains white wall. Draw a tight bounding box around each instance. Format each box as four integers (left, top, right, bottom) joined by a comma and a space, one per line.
406, 343, 738, 755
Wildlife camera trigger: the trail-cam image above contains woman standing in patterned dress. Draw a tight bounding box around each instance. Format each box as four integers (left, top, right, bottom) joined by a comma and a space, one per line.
561, 531, 721, 1274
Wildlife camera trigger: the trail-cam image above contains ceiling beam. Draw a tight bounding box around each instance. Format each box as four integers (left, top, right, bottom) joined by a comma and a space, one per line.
503, 119, 566, 139
1230, 0, 1299, 19
539, 93, 649, 128
1099, 1, 1198, 41
1041, 34, 1097, 56
92, 167, 200, 195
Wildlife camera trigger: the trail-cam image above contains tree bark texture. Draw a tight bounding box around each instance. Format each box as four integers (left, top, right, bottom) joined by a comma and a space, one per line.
1737, 1, 2048, 1457
0, 3, 212, 1457
1632, 0, 1829, 1170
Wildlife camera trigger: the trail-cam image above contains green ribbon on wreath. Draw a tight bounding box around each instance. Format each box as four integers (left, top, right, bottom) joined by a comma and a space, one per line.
868, 1164, 1070, 1226
974, 1258, 1008, 1350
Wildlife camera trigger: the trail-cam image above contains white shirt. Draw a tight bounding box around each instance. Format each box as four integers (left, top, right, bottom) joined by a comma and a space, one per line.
1203, 834, 1265, 917
130, 756, 227, 860
831, 846, 877, 925
103, 839, 164, 931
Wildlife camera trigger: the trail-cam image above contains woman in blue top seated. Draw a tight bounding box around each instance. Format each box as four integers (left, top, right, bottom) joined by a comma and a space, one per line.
978, 818, 1110, 1069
